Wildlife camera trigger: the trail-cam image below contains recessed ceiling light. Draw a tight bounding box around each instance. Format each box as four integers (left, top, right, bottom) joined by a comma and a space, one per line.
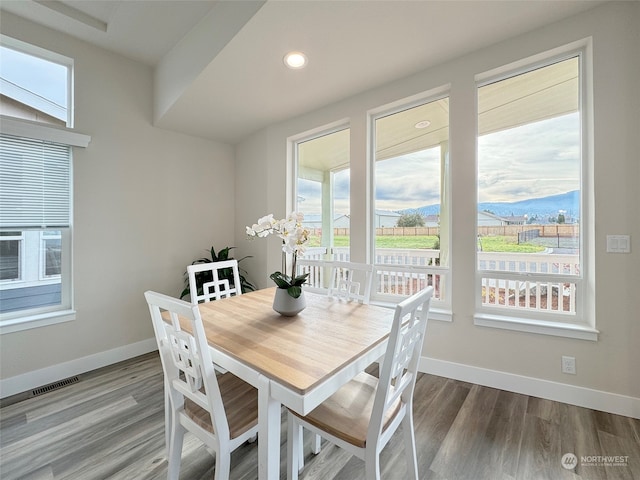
414, 120, 431, 129
284, 51, 307, 69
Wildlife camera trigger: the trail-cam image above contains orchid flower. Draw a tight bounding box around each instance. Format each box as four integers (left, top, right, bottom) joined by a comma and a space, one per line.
246, 212, 310, 298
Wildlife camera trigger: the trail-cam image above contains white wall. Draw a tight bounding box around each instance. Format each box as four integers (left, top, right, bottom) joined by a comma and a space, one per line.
235, 2, 640, 411
0, 13, 236, 388
234, 129, 273, 287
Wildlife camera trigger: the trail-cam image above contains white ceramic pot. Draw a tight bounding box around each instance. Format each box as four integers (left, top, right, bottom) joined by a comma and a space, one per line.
272, 288, 306, 316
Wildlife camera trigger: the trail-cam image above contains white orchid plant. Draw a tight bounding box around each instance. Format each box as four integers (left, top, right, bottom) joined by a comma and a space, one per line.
246, 212, 310, 298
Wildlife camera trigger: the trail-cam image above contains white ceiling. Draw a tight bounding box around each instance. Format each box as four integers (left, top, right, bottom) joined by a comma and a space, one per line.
1, 0, 606, 145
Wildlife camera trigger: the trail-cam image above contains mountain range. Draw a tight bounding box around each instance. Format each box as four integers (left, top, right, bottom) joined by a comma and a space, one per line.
405, 190, 580, 220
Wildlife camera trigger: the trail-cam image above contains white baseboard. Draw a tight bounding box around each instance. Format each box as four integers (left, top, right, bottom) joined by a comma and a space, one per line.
0, 338, 158, 399
419, 357, 640, 419
3, 344, 637, 420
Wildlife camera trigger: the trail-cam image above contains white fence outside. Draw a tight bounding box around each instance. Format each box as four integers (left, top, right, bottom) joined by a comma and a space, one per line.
302, 247, 579, 314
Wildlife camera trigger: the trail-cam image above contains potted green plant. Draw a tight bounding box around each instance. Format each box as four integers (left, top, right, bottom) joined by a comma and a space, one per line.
246, 212, 310, 316
246, 213, 310, 299
180, 246, 256, 300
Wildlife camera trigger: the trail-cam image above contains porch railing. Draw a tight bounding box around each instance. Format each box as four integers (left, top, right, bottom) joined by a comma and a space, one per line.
478, 252, 579, 314
302, 247, 444, 301
302, 247, 579, 314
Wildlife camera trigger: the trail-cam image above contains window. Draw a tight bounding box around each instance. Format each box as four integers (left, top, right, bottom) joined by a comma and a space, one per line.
0, 231, 22, 281
293, 126, 350, 292
0, 37, 87, 332
0, 134, 72, 320
41, 231, 62, 278
372, 96, 450, 311
295, 127, 350, 258
0, 40, 70, 126
475, 51, 594, 339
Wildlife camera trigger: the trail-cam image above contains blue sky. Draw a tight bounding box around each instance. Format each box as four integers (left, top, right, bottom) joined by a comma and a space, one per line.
0, 46, 67, 107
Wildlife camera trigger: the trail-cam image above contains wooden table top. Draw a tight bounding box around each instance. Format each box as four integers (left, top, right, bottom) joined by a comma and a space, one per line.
195, 287, 394, 395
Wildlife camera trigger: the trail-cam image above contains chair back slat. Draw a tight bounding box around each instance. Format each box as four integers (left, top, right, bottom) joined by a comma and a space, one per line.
335, 277, 361, 300
328, 261, 374, 304
203, 278, 231, 299
188, 259, 242, 304
297, 258, 331, 294
166, 326, 202, 393
145, 291, 230, 439
368, 286, 433, 445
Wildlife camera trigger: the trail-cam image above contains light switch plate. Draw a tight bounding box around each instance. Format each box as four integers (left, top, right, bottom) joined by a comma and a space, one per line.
606, 235, 631, 253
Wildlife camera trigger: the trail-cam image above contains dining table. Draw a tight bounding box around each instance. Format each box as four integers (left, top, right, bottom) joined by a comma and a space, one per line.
194, 286, 395, 480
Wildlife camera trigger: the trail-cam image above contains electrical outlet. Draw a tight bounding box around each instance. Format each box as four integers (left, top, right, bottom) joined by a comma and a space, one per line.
562, 356, 576, 374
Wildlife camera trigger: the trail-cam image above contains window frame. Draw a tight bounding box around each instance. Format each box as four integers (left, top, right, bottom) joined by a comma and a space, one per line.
0, 138, 76, 333
290, 120, 352, 259
40, 230, 63, 280
473, 41, 597, 341
368, 89, 452, 318
0, 36, 89, 334
1, 34, 74, 128
0, 231, 24, 282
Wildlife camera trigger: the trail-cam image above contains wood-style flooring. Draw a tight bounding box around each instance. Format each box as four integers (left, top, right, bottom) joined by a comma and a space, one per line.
1, 353, 638, 479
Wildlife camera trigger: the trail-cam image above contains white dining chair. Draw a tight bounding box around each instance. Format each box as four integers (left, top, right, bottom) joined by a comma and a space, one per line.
187, 259, 243, 304
287, 286, 434, 480
145, 291, 259, 480
187, 260, 244, 376
296, 258, 332, 294
327, 261, 374, 304
297, 260, 376, 467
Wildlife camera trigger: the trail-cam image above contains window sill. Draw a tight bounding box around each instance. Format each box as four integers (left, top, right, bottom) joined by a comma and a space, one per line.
0, 115, 90, 147
0, 309, 76, 334
371, 300, 452, 322
474, 312, 598, 341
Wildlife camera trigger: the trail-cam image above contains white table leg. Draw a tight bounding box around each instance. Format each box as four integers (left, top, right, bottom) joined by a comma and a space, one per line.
258, 374, 281, 480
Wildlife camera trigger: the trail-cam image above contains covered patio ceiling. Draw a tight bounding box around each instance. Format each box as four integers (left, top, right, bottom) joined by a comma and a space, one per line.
299, 57, 578, 175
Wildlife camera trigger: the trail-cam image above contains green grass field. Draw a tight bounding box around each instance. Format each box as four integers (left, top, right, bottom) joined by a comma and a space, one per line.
477, 236, 545, 253
307, 235, 546, 253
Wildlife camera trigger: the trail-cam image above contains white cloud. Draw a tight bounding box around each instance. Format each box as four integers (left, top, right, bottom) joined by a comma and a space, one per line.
298, 113, 580, 214
478, 113, 580, 202
375, 148, 441, 211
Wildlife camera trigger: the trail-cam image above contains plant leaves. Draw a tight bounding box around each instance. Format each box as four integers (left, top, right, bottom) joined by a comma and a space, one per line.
219, 246, 233, 261
287, 285, 302, 298
269, 271, 291, 289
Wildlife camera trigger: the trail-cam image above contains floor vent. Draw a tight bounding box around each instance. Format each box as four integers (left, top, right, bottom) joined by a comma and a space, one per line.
31, 376, 80, 397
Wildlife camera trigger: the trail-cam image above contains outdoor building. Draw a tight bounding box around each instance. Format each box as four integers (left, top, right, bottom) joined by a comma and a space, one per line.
477, 211, 509, 227
374, 210, 401, 228
301, 213, 350, 229
0, 79, 66, 126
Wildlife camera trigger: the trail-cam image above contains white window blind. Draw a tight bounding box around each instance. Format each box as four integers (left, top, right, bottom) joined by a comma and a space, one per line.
0, 133, 71, 228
